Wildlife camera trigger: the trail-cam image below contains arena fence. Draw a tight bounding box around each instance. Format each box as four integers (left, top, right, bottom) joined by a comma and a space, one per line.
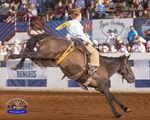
0, 53, 150, 93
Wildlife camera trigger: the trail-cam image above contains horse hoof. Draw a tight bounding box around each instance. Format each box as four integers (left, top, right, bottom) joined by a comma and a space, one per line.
116, 114, 124, 118
3, 54, 9, 61
125, 108, 132, 113
11, 64, 18, 70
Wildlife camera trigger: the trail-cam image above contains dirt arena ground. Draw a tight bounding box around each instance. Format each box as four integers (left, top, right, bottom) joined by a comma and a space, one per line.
0, 91, 149, 120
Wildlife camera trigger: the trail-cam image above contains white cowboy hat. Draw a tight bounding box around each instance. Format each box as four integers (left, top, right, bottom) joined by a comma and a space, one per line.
102, 45, 109, 50
14, 39, 20, 43
136, 38, 143, 43
3, 3, 9, 8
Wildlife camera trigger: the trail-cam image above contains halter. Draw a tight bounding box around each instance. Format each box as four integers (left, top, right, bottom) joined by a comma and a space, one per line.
118, 62, 130, 83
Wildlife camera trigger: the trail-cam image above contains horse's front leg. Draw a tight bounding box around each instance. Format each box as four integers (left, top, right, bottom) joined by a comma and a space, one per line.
109, 93, 131, 113
103, 89, 123, 118
96, 80, 123, 118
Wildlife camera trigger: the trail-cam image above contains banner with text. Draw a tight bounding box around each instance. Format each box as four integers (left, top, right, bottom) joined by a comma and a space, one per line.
92, 18, 133, 43
6, 60, 47, 87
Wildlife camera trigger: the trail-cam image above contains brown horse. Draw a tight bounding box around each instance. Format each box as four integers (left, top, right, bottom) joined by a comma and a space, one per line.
6, 34, 135, 118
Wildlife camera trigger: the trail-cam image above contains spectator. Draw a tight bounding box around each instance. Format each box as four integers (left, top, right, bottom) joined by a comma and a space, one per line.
117, 43, 129, 53
137, 2, 144, 17
28, 4, 38, 17
12, 39, 21, 54
55, 1, 65, 20
92, 0, 106, 19
127, 3, 135, 17
18, 4, 28, 21
64, 2, 74, 20
37, 0, 45, 15
141, 0, 148, 9
44, 0, 54, 11
10, 2, 19, 14
146, 40, 150, 52
133, 34, 146, 43
109, 0, 115, 9
86, 0, 95, 19
21, 0, 28, 5
127, 26, 138, 44
120, 1, 130, 18
3, 44, 12, 55
29, 0, 37, 7
101, 45, 109, 53
106, 32, 116, 45
131, 38, 146, 52
70, 0, 76, 9
2, 45, 8, 55
115, 35, 123, 50
75, 0, 85, 10
109, 44, 117, 53
19, 4, 28, 12
0, 3, 10, 22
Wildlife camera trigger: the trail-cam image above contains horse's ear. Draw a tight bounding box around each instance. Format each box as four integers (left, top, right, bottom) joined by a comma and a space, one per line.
120, 54, 130, 62
126, 54, 131, 60
120, 54, 126, 58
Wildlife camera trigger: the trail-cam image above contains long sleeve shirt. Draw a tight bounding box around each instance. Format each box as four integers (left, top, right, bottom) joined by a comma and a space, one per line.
67, 19, 91, 43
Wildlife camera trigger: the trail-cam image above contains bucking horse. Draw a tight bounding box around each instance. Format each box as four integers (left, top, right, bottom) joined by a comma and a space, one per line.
4, 34, 135, 118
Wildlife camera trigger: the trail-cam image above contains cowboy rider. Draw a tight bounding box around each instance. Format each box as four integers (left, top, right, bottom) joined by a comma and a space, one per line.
66, 8, 99, 72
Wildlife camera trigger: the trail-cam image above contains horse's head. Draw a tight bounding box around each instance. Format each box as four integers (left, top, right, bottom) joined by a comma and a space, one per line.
118, 55, 135, 83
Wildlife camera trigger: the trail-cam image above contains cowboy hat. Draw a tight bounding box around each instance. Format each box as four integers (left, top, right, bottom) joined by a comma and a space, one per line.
3, 3, 9, 8
14, 39, 20, 43
102, 45, 109, 50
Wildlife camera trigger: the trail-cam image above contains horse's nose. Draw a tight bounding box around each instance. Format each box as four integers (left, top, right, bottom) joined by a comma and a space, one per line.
127, 75, 135, 83
129, 77, 135, 83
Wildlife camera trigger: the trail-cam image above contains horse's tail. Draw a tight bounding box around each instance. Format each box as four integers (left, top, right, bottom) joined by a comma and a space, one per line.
26, 33, 50, 52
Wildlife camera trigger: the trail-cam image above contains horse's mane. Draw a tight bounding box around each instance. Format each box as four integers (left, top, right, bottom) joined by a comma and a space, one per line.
25, 33, 50, 51
100, 54, 121, 60
26, 33, 69, 52
99, 54, 125, 65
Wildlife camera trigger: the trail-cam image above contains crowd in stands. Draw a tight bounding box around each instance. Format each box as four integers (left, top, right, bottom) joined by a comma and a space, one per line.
0, 25, 150, 56
0, 39, 25, 55
0, 0, 150, 55
0, 31, 150, 55
0, 0, 150, 22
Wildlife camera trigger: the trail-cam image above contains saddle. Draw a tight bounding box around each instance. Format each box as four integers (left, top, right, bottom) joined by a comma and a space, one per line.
72, 39, 100, 90
58, 39, 99, 90
74, 39, 98, 73
74, 39, 91, 62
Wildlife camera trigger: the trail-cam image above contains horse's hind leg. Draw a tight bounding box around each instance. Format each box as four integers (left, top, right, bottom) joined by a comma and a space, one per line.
109, 93, 131, 113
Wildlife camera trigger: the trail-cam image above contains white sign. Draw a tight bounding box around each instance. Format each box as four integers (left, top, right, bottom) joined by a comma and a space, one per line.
92, 19, 133, 43
6, 59, 47, 87
134, 60, 150, 79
